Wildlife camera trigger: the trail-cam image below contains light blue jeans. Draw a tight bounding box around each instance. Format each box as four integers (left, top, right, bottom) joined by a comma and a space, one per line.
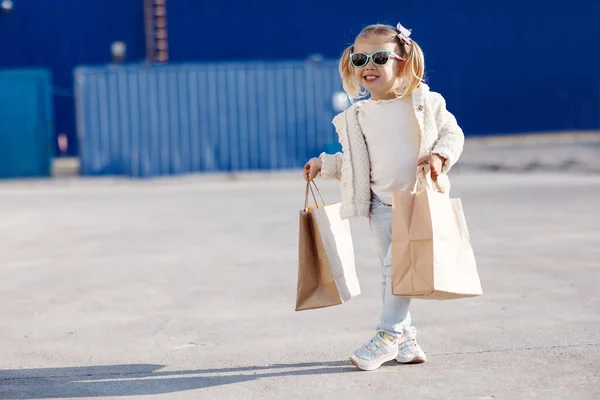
369, 193, 413, 337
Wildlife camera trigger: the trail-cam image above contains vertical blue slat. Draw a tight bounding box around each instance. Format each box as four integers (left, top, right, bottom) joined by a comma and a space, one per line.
107, 71, 120, 174
136, 70, 150, 178
255, 66, 268, 169
226, 67, 239, 171
88, 74, 101, 174
275, 66, 287, 169
117, 70, 130, 176
120, 69, 132, 176
319, 63, 335, 155
246, 67, 260, 170
97, 75, 111, 174
197, 68, 213, 171
265, 67, 278, 170
236, 67, 250, 170
294, 67, 308, 163
207, 69, 220, 171
284, 65, 297, 167
83, 74, 91, 174
178, 68, 191, 174
217, 70, 230, 171
304, 65, 317, 162
106, 71, 119, 174
148, 70, 160, 177
168, 69, 180, 174
127, 70, 140, 178
112, 70, 123, 175
313, 64, 326, 155
93, 73, 103, 174
157, 70, 171, 175
187, 70, 200, 172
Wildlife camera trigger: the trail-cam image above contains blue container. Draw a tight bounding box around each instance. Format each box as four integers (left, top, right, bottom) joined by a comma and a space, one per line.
0, 69, 54, 178
75, 61, 343, 177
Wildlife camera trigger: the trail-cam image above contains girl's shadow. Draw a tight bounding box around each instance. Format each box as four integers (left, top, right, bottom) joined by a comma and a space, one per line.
0, 361, 357, 398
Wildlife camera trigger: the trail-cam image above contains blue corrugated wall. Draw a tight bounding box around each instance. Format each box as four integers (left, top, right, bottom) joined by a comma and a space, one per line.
0, 0, 599, 164
75, 62, 341, 177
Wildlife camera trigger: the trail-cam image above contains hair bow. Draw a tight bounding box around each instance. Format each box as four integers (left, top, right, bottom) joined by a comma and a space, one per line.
396, 22, 412, 47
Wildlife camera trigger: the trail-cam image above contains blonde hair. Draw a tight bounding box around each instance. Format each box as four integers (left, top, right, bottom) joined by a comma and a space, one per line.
339, 24, 425, 99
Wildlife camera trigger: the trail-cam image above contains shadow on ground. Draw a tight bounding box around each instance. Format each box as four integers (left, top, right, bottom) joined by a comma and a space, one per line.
0, 361, 356, 398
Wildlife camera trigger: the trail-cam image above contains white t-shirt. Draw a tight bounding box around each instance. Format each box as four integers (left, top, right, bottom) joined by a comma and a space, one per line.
358, 96, 420, 205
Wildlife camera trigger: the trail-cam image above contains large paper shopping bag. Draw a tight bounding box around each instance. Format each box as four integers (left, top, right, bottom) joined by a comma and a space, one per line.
391, 171, 482, 300
296, 181, 361, 311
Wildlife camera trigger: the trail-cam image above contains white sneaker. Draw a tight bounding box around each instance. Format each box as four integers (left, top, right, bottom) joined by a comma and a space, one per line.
349, 332, 398, 371
396, 327, 426, 364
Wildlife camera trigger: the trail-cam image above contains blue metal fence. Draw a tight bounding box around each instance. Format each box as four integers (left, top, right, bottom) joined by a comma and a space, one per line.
0, 69, 54, 178
75, 61, 342, 177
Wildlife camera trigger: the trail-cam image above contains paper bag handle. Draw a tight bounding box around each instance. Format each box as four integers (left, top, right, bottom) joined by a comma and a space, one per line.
304, 180, 326, 210
412, 165, 443, 193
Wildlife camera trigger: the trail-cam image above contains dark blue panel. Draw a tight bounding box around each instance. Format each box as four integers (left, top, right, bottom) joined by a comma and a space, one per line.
166, 0, 600, 135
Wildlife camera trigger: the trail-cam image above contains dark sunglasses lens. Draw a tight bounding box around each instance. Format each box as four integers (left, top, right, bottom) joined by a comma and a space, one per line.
372, 52, 390, 65
351, 53, 368, 67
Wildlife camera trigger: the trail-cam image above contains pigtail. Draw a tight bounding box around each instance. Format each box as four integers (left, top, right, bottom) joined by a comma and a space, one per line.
397, 39, 425, 96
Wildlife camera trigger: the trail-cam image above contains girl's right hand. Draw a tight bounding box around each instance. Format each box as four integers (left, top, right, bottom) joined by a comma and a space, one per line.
303, 157, 322, 181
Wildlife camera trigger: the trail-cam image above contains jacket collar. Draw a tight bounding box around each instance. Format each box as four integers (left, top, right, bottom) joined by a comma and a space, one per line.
411, 83, 429, 107
411, 83, 428, 135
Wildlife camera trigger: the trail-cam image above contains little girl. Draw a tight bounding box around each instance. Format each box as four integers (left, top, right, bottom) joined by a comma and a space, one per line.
304, 22, 465, 371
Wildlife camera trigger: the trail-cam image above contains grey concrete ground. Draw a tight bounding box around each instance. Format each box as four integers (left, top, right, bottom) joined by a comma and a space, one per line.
457, 132, 600, 174
0, 169, 599, 399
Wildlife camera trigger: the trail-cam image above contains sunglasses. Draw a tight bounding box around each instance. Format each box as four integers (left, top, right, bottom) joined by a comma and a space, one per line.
350, 50, 403, 68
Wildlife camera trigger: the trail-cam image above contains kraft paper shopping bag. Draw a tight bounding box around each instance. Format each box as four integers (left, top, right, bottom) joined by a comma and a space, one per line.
296, 181, 360, 310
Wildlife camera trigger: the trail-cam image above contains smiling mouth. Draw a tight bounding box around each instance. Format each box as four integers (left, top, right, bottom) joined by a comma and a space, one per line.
363, 75, 379, 83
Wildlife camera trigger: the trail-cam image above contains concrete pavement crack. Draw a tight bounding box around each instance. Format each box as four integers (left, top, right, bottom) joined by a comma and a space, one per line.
432, 342, 600, 357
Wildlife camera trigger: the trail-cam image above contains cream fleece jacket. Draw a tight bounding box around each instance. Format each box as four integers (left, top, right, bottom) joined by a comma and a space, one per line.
319, 83, 465, 219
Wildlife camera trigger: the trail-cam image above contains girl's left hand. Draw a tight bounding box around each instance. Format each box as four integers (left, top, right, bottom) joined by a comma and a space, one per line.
417, 154, 446, 180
